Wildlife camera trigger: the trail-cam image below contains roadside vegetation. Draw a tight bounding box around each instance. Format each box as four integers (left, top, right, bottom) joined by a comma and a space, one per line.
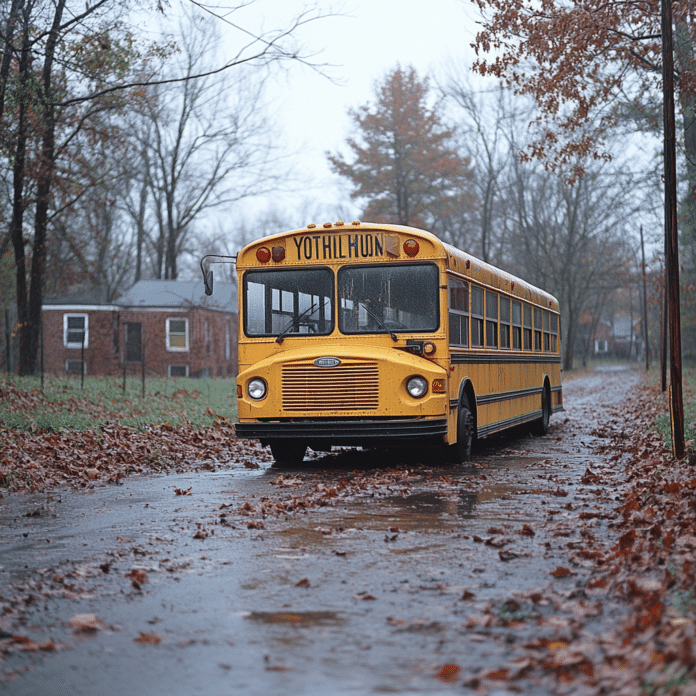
0, 375, 258, 493
0, 375, 237, 431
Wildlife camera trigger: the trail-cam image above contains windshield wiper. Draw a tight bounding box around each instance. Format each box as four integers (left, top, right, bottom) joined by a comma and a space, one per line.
275, 304, 318, 344
358, 301, 398, 342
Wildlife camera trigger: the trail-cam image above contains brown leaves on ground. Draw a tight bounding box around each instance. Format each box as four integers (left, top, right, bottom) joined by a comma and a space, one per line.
466, 379, 696, 695
0, 387, 265, 493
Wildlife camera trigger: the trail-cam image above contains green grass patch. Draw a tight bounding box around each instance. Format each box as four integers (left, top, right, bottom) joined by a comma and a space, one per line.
655, 368, 696, 450
0, 374, 238, 431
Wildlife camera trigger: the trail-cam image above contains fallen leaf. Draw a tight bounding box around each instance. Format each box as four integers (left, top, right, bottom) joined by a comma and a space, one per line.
68, 613, 106, 632
550, 566, 571, 578
133, 631, 163, 644
435, 664, 460, 681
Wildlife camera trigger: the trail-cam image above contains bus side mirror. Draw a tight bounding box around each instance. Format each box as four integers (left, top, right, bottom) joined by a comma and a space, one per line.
203, 270, 213, 296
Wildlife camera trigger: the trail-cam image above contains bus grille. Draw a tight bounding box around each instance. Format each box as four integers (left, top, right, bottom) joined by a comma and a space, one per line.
282, 361, 379, 411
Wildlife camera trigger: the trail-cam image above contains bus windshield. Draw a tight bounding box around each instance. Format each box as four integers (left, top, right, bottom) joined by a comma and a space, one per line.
338, 263, 439, 334
244, 268, 334, 337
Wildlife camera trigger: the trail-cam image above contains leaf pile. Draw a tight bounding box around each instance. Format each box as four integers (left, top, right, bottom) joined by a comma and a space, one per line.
0, 383, 263, 492
461, 381, 696, 695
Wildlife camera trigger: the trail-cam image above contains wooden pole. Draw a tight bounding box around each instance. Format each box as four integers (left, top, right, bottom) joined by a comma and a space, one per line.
662, 0, 685, 459
640, 226, 650, 371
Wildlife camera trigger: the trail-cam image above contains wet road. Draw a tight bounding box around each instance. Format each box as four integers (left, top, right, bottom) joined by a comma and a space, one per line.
0, 368, 640, 695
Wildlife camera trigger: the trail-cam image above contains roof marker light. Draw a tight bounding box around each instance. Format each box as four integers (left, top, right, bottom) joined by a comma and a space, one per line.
307, 223, 316, 229
352, 220, 361, 225
323, 222, 332, 228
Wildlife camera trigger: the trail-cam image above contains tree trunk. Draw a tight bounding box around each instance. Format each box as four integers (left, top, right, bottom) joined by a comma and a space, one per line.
20, 0, 66, 375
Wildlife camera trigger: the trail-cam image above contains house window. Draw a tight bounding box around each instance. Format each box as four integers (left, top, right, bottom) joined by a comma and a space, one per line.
166, 318, 188, 351
65, 359, 86, 375
64, 314, 88, 349
125, 322, 142, 362
169, 364, 189, 377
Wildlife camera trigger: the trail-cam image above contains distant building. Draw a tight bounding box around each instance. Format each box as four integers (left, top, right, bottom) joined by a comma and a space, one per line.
42, 280, 238, 378
591, 316, 642, 359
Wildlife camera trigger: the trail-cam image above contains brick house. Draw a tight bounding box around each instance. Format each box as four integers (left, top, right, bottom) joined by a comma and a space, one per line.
42, 279, 238, 378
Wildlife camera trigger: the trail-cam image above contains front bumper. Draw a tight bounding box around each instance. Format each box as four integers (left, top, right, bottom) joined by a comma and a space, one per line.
235, 418, 448, 446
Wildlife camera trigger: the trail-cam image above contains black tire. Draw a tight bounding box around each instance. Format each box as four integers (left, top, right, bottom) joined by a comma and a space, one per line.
269, 440, 307, 465
453, 395, 474, 463
533, 385, 551, 436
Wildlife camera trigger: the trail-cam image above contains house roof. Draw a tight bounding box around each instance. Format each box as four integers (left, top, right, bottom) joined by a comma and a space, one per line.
43, 280, 237, 313
116, 280, 237, 311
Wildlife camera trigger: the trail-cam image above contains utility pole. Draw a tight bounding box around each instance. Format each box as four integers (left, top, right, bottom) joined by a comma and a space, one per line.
640, 226, 650, 371
662, 0, 685, 459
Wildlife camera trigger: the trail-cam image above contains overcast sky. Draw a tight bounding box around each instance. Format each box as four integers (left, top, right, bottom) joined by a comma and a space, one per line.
219, 0, 483, 224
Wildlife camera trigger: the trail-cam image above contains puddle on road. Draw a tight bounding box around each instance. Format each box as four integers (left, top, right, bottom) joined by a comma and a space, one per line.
245, 611, 345, 627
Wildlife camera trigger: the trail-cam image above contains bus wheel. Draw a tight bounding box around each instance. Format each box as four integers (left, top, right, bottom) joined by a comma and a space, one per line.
455, 397, 474, 463
270, 440, 307, 465
533, 385, 551, 436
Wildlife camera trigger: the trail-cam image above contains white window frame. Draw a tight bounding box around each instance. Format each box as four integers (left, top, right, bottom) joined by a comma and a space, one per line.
166, 317, 189, 352
63, 313, 88, 349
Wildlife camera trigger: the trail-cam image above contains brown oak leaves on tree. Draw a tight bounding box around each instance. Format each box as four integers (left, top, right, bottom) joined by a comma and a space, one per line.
328, 65, 476, 230
471, 0, 696, 177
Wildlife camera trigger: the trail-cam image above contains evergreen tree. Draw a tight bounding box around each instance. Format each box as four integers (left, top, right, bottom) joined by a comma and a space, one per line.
328, 65, 475, 230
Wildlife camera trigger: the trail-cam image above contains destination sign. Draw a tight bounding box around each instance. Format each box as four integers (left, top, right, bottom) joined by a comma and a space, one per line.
291, 232, 389, 261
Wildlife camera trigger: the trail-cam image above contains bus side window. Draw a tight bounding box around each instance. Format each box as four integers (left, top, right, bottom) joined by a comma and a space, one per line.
550, 314, 558, 352
512, 301, 522, 350
448, 278, 469, 347
471, 286, 484, 347
534, 308, 542, 351
500, 297, 510, 349
523, 304, 532, 350
543, 312, 550, 351
486, 291, 498, 348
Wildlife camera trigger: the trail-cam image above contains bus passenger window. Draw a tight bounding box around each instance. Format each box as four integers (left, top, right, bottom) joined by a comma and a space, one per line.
550, 314, 558, 352
486, 291, 498, 348
448, 278, 469, 347
500, 298, 510, 349
543, 312, 550, 351
523, 305, 532, 350
534, 308, 542, 351
512, 301, 522, 350
471, 286, 484, 347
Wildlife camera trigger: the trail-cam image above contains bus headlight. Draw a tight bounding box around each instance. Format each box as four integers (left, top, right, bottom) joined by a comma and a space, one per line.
406, 376, 428, 398
248, 378, 267, 400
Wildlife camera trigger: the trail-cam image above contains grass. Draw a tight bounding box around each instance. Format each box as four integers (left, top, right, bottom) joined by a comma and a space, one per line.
0, 374, 238, 431
654, 368, 696, 451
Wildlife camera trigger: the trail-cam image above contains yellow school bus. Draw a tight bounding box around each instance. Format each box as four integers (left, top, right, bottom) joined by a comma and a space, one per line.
203, 221, 562, 464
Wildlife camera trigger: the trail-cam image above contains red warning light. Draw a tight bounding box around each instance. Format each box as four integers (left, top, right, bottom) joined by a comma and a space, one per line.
256, 247, 271, 263
272, 246, 285, 262
403, 239, 419, 257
